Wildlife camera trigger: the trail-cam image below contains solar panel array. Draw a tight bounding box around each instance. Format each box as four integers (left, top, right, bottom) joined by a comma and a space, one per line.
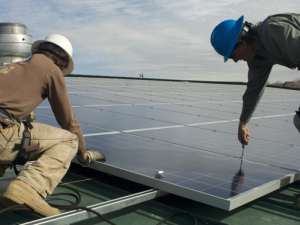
35, 77, 300, 210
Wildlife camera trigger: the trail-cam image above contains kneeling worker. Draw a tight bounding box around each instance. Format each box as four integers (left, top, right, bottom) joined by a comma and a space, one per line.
0, 34, 105, 217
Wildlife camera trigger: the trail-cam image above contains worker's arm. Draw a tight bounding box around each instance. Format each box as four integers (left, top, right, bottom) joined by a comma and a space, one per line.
240, 57, 273, 123
238, 57, 273, 144
47, 69, 106, 167
46, 69, 87, 155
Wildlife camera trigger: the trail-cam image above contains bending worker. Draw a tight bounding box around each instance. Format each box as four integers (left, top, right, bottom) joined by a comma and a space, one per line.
0, 34, 105, 217
211, 13, 300, 204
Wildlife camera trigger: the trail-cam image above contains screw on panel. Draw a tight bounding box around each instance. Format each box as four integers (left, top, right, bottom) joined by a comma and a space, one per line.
155, 170, 164, 179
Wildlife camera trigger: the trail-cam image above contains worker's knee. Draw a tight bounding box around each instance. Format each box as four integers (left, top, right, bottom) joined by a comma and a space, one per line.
293, 114, 300, 133
55, 132, 78, 159
57, 133, 78, 166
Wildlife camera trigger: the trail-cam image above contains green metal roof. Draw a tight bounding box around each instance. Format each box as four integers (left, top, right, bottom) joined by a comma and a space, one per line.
1, 163, 300, 225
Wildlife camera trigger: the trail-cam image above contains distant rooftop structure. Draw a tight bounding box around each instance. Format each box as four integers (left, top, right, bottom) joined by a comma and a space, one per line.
283, 81, 298, 88
0, 23, 32, 65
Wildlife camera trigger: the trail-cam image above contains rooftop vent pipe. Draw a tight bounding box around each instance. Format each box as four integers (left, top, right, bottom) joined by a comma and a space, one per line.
0, 23, 32, 65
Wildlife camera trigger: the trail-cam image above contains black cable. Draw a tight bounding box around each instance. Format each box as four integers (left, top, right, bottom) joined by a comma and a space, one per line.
49, 184, 81, 209
7, 166, 198, 225
5, 166, 116, 224
0, 187, 198, 225
49, 184, 116, 224
0, 205, 32, 214
0, 184, 116, 225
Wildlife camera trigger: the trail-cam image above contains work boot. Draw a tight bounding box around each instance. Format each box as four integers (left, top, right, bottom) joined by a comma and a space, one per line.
294, 197, 300, 206
0, 180, 60, 217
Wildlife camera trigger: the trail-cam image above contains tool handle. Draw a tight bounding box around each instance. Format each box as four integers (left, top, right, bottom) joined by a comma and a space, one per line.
242, 141, 245, 148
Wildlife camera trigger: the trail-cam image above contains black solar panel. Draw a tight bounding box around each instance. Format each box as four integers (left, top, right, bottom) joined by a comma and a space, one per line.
34, 77, 300, 210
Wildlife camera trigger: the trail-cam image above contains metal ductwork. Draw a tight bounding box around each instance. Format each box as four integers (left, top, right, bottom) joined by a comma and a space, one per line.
0, 23, 32, 65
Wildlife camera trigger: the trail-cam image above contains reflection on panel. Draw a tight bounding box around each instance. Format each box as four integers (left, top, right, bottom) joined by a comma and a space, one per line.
84, 133, 297, 209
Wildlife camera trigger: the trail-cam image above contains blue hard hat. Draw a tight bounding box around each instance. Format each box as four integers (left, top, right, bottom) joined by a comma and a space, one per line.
211, 15, 244, 62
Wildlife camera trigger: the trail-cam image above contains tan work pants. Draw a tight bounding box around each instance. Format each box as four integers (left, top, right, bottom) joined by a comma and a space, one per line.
0, 122, 78, 199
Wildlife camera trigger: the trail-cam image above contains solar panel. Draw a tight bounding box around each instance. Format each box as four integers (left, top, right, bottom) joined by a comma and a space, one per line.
35, 77, 300, 210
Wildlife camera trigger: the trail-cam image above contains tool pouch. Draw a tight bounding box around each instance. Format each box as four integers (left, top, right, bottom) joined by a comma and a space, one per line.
12, 121, 39, 166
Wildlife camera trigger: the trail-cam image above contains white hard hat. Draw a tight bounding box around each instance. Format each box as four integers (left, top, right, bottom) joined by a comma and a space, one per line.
31, 34, 74, 75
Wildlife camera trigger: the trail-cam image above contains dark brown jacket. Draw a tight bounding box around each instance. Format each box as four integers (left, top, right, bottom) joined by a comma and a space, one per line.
0, 54, 86, 156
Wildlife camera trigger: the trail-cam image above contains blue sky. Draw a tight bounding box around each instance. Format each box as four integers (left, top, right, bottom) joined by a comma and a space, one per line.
2, 0, 300, 82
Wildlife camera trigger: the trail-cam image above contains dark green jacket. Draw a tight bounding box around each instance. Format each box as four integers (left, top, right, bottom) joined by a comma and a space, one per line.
240, 13, 300, 122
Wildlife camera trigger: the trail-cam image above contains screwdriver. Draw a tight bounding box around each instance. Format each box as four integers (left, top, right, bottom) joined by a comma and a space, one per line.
241, 142, 245, 159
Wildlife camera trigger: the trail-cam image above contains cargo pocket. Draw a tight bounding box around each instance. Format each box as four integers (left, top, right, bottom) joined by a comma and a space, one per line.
0, 124, 17, 143
0, 145, 14, 164
0, 124, 22, 164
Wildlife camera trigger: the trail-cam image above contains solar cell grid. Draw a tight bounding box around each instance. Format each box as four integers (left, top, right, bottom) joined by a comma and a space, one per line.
76, 107, 174, 131
88, 105, 220, 125
191, 102, 242, 112
148, 104, 241, 120
83, 132, 294, 206
132, 93, 200, 103
79, 93, 162, 104
199, 119, 300, 147
35, 77, 300, 210
256, 118, 295, 131
34, 112, 113, 134
68, 94, 121, 106
255, 103, 294, 113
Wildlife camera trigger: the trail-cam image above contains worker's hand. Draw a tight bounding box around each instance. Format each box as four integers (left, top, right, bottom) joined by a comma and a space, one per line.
77, 150, 106, 167
238, 121, 250, 145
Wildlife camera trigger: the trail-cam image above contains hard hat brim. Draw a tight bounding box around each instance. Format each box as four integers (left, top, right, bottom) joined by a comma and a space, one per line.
224, 15, 244, 62
31, 40, 74, 75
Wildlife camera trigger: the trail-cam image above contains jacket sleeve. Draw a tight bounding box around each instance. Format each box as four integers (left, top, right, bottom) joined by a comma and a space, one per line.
239, 58, 273, 122
47, 70, 86, 156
